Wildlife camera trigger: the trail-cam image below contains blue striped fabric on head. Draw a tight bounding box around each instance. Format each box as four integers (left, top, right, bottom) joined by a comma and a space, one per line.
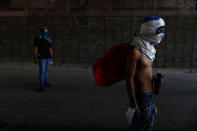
40, 25, 46, 30
156, 26, 165, 34
39, 25, 52, 43
142, 16, 160, 23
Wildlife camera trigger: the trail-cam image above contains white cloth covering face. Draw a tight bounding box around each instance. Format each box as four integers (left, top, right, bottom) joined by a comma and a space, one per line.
132, 17, 165, 61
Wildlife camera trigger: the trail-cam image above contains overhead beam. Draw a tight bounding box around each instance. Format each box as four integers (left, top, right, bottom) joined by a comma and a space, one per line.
66, 0, 70, 13
24, 0, 27, 13
153, 0, 156, 10
108, 0, 112, 11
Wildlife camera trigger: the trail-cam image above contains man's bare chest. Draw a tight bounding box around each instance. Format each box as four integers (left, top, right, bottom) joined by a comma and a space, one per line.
137, 55, 153, 69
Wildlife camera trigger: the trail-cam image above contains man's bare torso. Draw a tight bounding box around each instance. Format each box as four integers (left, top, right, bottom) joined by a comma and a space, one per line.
134, 53, 153, 92
127, 46, 153, 93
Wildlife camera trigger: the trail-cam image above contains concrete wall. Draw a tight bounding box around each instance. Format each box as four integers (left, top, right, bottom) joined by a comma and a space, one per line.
0, 11, 197, 68
0, 0, 196, 10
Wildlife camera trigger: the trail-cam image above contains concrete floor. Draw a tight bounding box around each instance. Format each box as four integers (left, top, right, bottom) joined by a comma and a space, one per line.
0, 64, 197, 131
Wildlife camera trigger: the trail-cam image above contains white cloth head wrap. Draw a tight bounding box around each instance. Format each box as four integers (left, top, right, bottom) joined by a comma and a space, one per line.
132, 16, 165, 61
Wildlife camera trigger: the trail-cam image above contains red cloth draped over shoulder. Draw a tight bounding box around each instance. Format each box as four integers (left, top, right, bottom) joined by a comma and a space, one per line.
92, 43, 131, 87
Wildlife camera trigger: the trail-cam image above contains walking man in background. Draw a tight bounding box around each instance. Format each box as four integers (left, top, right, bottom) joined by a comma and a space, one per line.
33, 25, 54, 92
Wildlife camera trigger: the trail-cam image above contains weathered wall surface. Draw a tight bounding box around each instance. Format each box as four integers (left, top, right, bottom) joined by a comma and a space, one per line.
0, 11, 197, 68
0, 0, 196, 10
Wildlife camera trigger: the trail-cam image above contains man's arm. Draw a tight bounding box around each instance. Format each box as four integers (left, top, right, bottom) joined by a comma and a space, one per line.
49, 48, 54, 61
126, 47, 140, 108
126, 47, 143, 118
33, 36, 39, 64
33, 47, 38, 64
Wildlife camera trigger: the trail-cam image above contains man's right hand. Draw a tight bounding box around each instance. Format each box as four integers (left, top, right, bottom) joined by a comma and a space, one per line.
51, 57, 54, 63
135, 105, 141, 118
34, 57, 38, 64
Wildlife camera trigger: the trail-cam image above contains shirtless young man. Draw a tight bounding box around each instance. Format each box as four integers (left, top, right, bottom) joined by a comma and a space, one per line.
126, 16, 165, 131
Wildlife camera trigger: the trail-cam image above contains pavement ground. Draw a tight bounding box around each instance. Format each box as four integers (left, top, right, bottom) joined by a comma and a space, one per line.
0, 64, 197, 131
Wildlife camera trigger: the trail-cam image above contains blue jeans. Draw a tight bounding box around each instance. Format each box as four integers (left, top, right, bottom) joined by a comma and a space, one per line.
129, 92, 156, 131
39, 58, 50, 88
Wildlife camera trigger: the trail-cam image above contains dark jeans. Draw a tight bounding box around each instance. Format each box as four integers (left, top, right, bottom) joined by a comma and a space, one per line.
39, 58, 50, 88
129, 92, 156, 131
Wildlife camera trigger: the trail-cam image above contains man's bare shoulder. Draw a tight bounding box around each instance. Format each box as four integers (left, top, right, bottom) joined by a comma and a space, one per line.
128, 44, 141, 58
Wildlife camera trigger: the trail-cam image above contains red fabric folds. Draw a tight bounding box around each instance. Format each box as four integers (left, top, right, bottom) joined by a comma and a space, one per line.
92, 43, 130, 87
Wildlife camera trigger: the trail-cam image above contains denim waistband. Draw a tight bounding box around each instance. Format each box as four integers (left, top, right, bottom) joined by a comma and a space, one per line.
135, 91, 153, 99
